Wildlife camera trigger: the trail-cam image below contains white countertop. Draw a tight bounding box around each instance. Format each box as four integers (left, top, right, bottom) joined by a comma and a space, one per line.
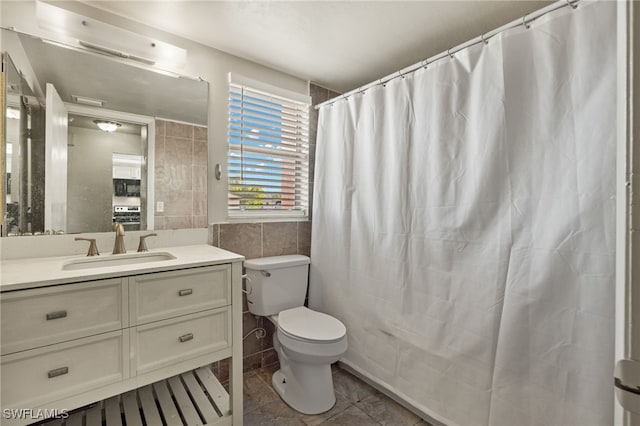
0, 245, 244, 292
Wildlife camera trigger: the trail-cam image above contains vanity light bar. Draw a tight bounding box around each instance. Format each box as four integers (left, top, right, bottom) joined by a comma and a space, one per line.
71, 95, 104, 107
78, 40, 156, 66
36, 1, 187, 69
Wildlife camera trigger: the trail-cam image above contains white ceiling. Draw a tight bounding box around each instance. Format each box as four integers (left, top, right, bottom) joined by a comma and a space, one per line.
83, 0, 552, 93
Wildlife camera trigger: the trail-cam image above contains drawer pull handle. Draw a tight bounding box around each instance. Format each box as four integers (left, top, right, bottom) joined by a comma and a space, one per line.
48, 367, 69, 378
46, 310, 67, 320
178, 289, 193, 297
179, 333, 194, 343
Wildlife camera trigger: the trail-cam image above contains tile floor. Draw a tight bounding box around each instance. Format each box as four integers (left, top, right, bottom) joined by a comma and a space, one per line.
244, 364, 432, 426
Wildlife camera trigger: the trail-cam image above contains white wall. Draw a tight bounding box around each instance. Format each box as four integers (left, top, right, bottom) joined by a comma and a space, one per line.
0, 0, 310, 224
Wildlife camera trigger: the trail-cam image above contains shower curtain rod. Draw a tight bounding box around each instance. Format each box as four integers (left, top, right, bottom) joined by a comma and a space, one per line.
314, 0, 579, 110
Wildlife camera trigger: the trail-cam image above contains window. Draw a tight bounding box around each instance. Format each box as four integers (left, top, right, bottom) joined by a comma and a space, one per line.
228, 79, 310, 217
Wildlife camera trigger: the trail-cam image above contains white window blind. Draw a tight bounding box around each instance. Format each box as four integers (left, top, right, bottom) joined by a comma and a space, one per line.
228, 82, 310, 217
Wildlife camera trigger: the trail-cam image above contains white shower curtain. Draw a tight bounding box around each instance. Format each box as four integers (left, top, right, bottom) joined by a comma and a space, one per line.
309, 2, 616, 425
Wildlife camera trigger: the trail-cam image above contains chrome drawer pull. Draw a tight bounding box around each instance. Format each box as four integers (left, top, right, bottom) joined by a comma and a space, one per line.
179, 333, 194, 343
178, 289, 193, 297
46, 310, 67, 320
48, 367, 69, 379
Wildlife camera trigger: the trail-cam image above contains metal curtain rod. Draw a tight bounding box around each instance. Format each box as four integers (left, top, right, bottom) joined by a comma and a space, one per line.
315, 0, 580, 110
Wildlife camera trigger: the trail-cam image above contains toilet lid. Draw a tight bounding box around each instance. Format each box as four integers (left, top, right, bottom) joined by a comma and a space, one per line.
278, 307, 346, 343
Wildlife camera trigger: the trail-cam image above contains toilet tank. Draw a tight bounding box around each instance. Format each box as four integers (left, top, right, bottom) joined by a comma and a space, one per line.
244, 255, 311, 316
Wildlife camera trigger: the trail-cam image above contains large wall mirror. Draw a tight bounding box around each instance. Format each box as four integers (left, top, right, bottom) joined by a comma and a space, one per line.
1, 28, 209, 237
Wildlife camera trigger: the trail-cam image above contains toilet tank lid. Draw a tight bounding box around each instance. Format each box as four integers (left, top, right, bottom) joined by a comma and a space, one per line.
244, 255, 310, 270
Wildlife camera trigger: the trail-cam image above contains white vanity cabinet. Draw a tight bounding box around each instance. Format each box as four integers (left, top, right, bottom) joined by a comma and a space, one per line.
0, 245, 243, 426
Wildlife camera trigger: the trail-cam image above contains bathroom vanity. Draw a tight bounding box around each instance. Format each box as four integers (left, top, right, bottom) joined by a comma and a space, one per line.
0, 245, 244, 426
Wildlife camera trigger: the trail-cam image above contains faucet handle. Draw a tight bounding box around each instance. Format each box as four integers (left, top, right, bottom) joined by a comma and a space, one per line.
75, 237, 99, 256
137, 233, 158, 252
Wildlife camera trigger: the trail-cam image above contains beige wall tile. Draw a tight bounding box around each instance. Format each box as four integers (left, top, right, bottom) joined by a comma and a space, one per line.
165, 121, 194, 139
158, 164, 193, 192
154, 119, 207, 232
193, 216, 208, 228
194, 140, 208, 166
263, 222, 298, 257
154, 216, 165, 230
163, 190, 193, 216
193, 192, 207, 216
155, 119, 166, 137
164, 216, 193, 229
218, 358, 230, 384
261, 318, 276, 352
219, 223, 263, 259
192, 165, 207, 192
165, 136, 194, 166
243, 353, 262, 373
242, 292, 249, 313
298, 221, 312, 257
208, 224, 219, 246
155, 135, 165, 168
194, 125, 208, 140
262, 348, 279, 369
243, 312, 261, 357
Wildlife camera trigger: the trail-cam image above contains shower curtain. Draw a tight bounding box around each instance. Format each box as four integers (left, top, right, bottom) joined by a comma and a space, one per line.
309, 2, 616, 425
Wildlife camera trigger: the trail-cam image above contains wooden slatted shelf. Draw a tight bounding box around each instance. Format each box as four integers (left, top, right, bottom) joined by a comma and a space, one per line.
35, 366, 231, 426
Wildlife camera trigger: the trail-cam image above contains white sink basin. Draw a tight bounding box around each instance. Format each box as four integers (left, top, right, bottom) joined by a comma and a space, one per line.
62, 252, 176, 271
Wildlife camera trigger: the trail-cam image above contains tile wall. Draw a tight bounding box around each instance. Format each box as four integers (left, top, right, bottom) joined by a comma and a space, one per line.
154, 119, 208, 230
209, 83, 341, 385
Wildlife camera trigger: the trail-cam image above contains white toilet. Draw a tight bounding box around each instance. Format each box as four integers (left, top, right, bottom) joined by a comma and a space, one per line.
244, 255, 347, 414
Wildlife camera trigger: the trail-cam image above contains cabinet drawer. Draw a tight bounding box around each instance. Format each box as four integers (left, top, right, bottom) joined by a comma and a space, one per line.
1, 330, 129, 409
130, 265, 230, 325
1, 278, 127, 355
132, 308, 230, 375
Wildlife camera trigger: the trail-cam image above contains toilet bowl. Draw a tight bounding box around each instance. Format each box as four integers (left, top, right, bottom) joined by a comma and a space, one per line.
243, 255, 348, 415
269, 307, 347, 414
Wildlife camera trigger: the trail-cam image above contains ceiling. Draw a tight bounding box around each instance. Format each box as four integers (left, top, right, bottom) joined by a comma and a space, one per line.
83, 1, 553, 93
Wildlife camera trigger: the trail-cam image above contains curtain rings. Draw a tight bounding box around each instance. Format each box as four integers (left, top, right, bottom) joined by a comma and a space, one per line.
522, 15, 531, 29
447, 48, 454, 59
422, 60, 429, 70
566, 0, 578, 9
398, 71, 406, 79
481, 33, 489, 45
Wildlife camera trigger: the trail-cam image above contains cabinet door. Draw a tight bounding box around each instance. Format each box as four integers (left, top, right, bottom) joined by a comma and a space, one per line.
130, 265, 230, 325
1, 278, 127, 355
1, 330, 129, 409
131, 308, 231, 375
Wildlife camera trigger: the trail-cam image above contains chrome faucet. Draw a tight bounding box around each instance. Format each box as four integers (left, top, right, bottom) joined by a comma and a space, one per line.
112, 222, 126, 254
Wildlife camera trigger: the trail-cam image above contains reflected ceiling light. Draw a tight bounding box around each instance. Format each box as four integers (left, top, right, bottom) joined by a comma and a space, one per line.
94, 120, 121, 132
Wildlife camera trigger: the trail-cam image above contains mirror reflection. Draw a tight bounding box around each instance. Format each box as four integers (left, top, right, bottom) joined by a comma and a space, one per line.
67, 115, 146, 234
1, 28, 209, 237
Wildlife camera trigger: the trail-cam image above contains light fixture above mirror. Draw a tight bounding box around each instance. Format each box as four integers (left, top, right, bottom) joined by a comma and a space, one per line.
93, 120, 121, 132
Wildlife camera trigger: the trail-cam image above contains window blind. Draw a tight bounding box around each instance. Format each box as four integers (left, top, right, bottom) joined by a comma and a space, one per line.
228, 83, 310, 216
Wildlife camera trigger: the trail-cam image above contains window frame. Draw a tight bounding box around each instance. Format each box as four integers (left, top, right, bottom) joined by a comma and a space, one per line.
227, 74, 311, 220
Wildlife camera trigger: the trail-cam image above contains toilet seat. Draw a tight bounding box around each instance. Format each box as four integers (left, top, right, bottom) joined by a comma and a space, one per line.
278, 307, 346, 343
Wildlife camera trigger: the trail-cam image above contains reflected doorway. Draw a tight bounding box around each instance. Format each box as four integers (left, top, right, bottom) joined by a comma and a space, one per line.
66, 114, 147, 233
